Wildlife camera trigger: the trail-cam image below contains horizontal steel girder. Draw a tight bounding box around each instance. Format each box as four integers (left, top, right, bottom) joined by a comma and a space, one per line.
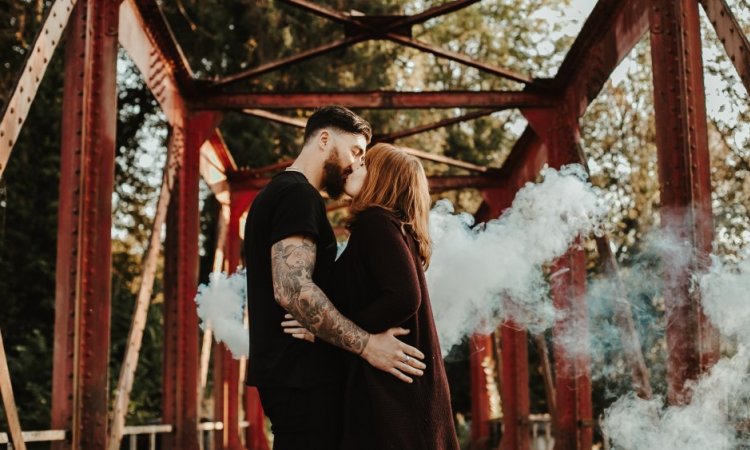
192, 90, 554, 110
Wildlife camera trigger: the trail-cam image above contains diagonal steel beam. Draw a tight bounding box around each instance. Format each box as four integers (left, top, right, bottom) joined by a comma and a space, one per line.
699, 0, 750, 95
242, 109, 308, 128
0, 330, 26, 450
234, 110, 492, 172
373, 109, 497, 142
215, 36, 365, 84
193, 90, 554, 110
278, 0, 532, 84
214, 0, 496, 86
130, 0, 194, 93
0, 0, 77, 180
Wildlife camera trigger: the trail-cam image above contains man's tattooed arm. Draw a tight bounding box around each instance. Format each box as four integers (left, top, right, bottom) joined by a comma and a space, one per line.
271, 235, 370, 354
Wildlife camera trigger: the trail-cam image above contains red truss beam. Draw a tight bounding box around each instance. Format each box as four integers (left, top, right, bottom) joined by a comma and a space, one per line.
242, 109, 307, 128
207, 130, 238, 174
649, 0, 719, 405
192, 90, 553, 110
51, 1, 120, 448
278, 0, 533, 84
213, 0, 489, 85
127, 0, 194, 93
0, 0, 77, 180
372, 109, 497, 143
699, 0, 750, 95
554, 0, 650, 118
118, 0, 189, 126
502, 0, 650, 191
476, 192, 531, 450
163, 112, 218, 450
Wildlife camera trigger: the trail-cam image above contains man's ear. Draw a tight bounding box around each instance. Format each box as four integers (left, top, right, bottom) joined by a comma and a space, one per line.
318, 129, 330, 151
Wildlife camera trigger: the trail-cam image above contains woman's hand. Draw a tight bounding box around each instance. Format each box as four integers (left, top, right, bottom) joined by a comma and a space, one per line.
281, 314, 315, 343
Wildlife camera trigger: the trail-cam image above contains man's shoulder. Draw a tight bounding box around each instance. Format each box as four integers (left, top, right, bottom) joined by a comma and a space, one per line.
257, 173, 321, 206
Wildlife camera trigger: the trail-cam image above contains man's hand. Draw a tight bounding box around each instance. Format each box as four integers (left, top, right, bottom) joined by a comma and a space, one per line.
360, 328, 426, 383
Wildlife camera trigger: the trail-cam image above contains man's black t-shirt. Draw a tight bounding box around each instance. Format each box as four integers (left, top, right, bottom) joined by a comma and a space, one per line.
244, 171, 343, 388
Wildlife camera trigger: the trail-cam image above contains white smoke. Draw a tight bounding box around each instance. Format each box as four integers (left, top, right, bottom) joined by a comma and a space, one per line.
194, 269, 248, 359
427, 164, 607, 355
602, 257, 750, 449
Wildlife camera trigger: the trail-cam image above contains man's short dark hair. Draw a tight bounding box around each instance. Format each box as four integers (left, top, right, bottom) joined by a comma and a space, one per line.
304, 105, 372, 144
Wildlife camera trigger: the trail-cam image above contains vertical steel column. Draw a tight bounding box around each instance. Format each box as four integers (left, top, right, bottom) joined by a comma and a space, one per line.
499, 325, 529, 450
228, 189, 271, 450
551, 112, 592, 450
550, 248, 591, 450
649, 0, 718, 405
524, 109, 593, 450
51, 1, 119, 448
469, 334, 493, 449
163, 112, 217, 450
212, 195, 245, 450
479, 191, 531, 450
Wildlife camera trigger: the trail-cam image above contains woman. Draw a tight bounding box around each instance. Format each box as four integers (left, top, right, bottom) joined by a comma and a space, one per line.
283, 143, 460, 450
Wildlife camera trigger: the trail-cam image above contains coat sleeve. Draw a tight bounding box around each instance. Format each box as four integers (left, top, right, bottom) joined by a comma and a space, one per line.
347, 211, 422, 334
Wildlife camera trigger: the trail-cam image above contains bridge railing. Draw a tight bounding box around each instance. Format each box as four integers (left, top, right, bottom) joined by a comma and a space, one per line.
0, 421, 249, 450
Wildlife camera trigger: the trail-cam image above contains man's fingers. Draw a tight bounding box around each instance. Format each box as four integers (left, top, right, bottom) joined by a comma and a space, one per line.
388, 368, 413, 384
402, 344, 425, 361
284, 313, 294, 319
390, 327, 410, 337
281, 319, 303, 327
396, 361, 424, 377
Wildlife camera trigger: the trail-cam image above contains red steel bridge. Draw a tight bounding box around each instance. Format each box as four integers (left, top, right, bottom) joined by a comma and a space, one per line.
0, 0, 748, 449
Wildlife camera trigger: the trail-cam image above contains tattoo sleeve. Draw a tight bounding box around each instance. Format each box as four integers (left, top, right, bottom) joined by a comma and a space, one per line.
271, 235, 370, 354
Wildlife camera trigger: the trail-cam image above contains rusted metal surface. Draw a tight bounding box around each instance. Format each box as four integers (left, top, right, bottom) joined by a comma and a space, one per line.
0, 0, 77, 180
700, 0, 750, 95
649, 0, 719, 405
192, 91, 554, 110
51, 2, 120, 448
162, 112, 218, 450
242, 109, 307, 129
550, 247, 592, 450
0, 330, 27, 450
477, 190, 531, 450
108, 129, 183, 450
469, 334, 494, 449
500, 325, 530, 450
118, 0, 188, 127
555, 0, 650, 117
214, 0, 482, 86
128, 0, 194, 93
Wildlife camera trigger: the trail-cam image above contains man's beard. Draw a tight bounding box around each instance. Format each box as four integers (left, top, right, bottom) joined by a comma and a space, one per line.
322, 151, 349, 200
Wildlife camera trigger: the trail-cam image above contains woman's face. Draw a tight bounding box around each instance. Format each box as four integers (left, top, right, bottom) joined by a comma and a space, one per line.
344, 159, 367, 198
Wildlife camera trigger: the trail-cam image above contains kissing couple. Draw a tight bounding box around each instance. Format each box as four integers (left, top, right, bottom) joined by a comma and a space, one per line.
244, 105, 460, 450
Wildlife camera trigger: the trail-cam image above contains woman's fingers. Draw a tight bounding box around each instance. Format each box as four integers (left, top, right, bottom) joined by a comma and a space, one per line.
388, 368, 413, 384
281, 319, 303, 327
283, 327, 309, 335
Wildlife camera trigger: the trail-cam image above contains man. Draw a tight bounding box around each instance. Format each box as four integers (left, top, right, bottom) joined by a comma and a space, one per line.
244, 106, 426, 449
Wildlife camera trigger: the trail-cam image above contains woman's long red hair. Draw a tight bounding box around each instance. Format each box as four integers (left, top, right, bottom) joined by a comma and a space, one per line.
350, 143, 432, 267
